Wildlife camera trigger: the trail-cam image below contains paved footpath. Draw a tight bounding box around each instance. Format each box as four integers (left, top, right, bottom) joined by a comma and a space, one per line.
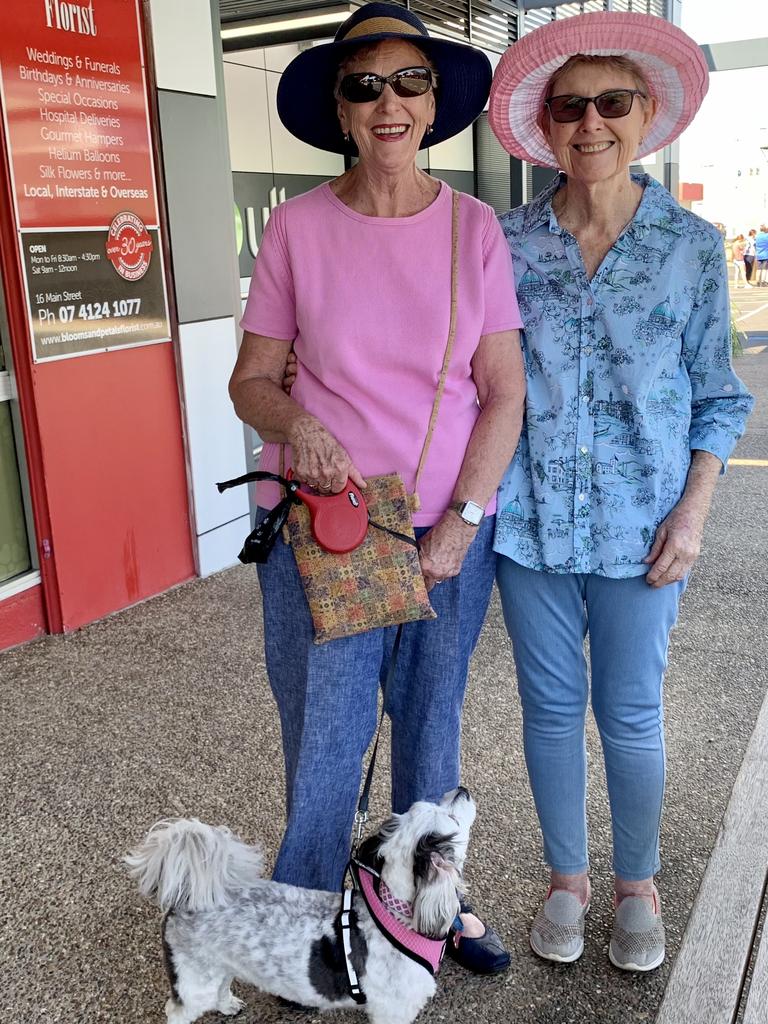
1, 326, 766, 1024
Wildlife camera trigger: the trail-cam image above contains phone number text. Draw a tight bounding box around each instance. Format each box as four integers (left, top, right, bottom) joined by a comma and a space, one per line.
36, 298, 142, 323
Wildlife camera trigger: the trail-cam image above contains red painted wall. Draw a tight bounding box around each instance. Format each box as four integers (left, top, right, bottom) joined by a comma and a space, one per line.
680, 182, 704, 202
0, 585, 46, 649
0, 1, 196, 646
32, 343, 195, 630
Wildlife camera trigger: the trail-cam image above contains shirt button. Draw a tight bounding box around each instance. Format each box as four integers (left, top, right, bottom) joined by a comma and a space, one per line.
582, 395, 589, 403
583, 346, 592, 356
580, 446, 589, 455
578, 493, 586, 501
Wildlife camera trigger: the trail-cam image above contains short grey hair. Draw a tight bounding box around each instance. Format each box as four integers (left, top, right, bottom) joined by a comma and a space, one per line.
546, 54, 651, 99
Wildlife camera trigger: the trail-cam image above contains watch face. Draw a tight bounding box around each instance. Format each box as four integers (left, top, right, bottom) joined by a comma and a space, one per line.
461, 501, 484, 525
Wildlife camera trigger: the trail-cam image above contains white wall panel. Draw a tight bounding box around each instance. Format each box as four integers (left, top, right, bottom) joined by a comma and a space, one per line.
197, 516, 251, 576
177, 317, 249, 540
224, 47, 267, 70
224, 64, 273, 173
428, 126, 474, 171
265, 42, 303, 73
149, 0, 217, 96
266, 72, 345, 176
487, 50, 502, 76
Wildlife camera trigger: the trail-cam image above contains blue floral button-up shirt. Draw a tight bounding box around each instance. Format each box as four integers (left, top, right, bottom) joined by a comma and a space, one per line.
495, 174, 754, 578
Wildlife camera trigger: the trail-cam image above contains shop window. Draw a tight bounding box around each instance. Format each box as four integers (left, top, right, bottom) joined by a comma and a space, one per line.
0, 333, 32, 586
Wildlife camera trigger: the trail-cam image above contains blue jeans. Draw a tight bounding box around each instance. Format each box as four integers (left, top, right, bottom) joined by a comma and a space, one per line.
256, 514, 495, 891
496, 558, 685, 881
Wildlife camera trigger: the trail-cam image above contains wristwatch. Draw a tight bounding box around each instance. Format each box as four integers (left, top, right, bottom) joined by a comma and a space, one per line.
449, 500, 484, 527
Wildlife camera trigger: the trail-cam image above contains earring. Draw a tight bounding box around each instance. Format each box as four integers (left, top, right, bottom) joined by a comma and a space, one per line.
343, 131, 350, 142
426, 124, 434, 135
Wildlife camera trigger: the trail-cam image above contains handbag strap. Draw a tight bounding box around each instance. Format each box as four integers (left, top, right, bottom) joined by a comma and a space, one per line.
412, 187, 460, 504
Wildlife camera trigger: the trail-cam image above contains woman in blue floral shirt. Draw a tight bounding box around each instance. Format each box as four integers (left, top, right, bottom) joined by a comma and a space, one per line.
488, 13, 754, 972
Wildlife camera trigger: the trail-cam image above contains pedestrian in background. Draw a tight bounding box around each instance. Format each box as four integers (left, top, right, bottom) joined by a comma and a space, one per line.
755, 224, 768, 285
731, 234, 752, 288
744, 228, 756, 283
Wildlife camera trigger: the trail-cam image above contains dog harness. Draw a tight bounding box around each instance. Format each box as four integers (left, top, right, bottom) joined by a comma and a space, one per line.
350, 861, 447, 975
339, 888, 367, 1004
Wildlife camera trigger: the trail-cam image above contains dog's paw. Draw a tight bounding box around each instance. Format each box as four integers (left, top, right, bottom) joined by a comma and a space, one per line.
218, 994, 246, 1017
164, 998, 191, 1024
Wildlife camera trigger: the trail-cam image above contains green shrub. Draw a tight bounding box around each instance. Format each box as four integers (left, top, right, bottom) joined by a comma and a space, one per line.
730, 307, 745, 357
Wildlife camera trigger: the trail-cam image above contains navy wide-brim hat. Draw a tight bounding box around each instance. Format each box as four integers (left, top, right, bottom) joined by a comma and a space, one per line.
277, 2, 492, 154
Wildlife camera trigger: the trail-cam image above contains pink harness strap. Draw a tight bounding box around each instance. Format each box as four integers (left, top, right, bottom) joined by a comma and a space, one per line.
355, 863, 446, 975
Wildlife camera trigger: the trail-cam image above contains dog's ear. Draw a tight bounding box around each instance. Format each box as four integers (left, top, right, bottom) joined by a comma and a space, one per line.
413, 832, 457, 882
356, 815, 398, 872
355, 834, 384, 873
411, 832, 460, 939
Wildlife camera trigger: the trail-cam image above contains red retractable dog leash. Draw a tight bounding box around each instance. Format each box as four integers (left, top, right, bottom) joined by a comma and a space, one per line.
216, 470, 417, 563
284, 469, 368, 553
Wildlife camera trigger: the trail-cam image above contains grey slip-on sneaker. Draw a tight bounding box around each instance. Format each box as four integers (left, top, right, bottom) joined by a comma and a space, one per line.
530, 889, 589, 964
609, 895, 665, 972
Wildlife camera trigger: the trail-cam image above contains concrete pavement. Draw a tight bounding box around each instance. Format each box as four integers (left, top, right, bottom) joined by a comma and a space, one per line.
1, 342, 766, 1024
731, 276, 768, 344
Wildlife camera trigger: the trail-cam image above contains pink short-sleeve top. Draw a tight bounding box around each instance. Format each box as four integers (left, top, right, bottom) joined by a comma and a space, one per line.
240, 181, 522, 526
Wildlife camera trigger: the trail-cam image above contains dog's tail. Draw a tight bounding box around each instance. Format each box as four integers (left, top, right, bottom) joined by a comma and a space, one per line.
124, 819, 264, 913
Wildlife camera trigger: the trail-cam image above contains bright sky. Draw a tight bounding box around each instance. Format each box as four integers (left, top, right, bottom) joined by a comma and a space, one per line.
678, 1, 768, 206
680, 2, 768, 45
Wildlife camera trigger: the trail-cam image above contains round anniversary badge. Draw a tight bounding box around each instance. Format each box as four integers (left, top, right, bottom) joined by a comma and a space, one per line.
106, 211, 154, 281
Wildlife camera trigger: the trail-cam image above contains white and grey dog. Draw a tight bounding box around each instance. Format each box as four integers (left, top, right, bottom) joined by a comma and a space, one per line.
125, 787, 476, 1024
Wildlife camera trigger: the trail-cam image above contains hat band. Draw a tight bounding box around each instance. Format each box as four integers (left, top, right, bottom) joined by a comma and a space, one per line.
343, 17, 424, 40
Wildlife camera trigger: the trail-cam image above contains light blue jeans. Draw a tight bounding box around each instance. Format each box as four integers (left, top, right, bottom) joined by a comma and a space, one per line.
496, 557, 685, 881
256, 514, 495, 891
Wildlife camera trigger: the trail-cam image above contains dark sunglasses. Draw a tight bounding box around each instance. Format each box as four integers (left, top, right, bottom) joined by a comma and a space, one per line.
340, 65, 433, 103
545, 89, 647, 123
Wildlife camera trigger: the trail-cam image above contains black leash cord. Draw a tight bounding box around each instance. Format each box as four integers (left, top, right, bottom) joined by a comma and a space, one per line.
352, 622, 404, 851
367, 518, 417, 548
216, 470, 297, 494
338, 625, 404, 1009
216, 471, 301, 564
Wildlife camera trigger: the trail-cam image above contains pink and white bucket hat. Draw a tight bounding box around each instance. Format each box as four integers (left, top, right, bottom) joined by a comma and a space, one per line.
488, 11, 709, 168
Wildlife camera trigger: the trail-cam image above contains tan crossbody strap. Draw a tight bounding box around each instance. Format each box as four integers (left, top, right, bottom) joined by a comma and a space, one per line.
280, 188, 460, 504
412, 188, 460, 504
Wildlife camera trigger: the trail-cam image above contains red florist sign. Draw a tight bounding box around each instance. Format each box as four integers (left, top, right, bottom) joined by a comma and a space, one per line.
0, 0, 159, 230
0, 0, 171, 360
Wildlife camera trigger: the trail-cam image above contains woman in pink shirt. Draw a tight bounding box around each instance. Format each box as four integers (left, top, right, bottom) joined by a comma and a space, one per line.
229, 3, 525, 978
732, 234, 751, 288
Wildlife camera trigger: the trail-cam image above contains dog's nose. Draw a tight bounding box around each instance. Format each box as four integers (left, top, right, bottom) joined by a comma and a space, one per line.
455, 785, 471, 801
